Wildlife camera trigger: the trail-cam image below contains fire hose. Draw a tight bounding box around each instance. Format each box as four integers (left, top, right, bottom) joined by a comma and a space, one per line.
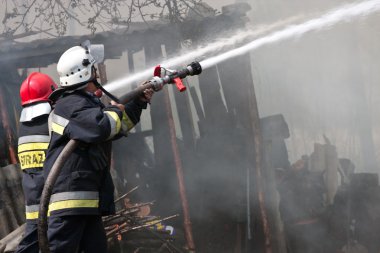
38, 62, 202, 253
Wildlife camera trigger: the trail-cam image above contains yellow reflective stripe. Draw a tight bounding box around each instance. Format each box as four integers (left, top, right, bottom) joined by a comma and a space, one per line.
50, 112, 69, 135
105, 111, 121, 137
121, 111, 135, 132
25, 204, 39, 219
48, 199, 99, 214
18, 142, 49, 153
52, 122, 65, 135
18, 151, 45, 170
25, 211, 52, 219
26, 211, 39, 220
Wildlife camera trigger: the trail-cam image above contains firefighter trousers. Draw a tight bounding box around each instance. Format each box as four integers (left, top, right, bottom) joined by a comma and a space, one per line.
15, 222, 39, 253
48, 215, 107, 253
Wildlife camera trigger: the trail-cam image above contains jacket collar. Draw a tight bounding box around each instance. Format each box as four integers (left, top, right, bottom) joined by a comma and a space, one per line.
20, 102, 52, 122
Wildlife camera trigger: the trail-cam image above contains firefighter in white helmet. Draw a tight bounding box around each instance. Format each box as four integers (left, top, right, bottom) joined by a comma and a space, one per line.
44, 40, 153, 253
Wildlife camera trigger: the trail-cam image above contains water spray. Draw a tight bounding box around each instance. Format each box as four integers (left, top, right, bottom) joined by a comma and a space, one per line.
105, 16, 306, 95
106, 0, 380, 97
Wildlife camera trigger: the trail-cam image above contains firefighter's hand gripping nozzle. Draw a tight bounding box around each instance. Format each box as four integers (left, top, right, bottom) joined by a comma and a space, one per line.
150, 61, 203, 91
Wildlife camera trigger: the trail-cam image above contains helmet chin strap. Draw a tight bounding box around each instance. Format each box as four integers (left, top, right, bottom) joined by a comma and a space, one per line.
92, 79, 121, 103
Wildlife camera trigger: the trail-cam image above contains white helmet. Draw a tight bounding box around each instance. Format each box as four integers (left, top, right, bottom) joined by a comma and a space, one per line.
57, 40, 104, 89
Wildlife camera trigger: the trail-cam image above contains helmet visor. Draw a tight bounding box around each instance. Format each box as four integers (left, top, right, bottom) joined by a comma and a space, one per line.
80, 40, 104, 63
89, 44, 104, 63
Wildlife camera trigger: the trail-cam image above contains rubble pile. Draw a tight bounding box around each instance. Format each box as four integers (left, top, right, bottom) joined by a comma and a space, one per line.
104, 188, 180, 253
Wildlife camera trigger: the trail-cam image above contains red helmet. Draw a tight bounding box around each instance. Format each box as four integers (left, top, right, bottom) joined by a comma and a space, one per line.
20, 72, 58, 106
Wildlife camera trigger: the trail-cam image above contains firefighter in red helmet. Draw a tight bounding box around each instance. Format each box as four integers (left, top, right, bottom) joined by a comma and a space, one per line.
15, 72, 57, 253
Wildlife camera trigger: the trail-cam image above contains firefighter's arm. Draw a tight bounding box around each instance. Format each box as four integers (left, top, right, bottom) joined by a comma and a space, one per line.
111, 87, 154, 134
56, 96, 123, 143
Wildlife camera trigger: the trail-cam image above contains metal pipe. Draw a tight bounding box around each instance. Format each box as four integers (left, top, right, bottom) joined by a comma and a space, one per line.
248, 82, 272, 253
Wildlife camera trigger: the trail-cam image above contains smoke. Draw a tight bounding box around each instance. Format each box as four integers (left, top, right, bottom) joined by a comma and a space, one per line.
246, 2, 380, 169
243, 1, 380, 251
105, 15, 306, 95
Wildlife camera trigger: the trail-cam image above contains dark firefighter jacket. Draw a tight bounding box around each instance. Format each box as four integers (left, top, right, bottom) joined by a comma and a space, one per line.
18, 114, 50, 223
43, 90, 146, 217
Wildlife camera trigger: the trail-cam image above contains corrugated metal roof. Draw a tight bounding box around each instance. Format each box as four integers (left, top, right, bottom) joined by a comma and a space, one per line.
0, 3, 250, 69
0, 21, 172, 68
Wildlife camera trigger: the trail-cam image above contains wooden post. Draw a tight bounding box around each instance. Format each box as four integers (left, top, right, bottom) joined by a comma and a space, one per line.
310, 143, 326, 172
0, 168, 20, 237
0, 91, 17, 165
164, 88, 195, 251
218, 54, 273, 253
325, 144, 339, 205
3, 164, 25, 225
310, 141, 339, 205
247, 72, 273, 253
